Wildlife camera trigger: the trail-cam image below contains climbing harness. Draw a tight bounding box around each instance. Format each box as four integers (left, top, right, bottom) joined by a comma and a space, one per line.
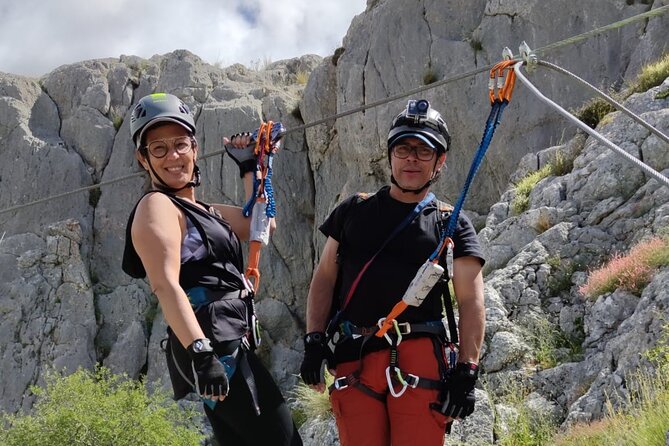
242, 121, 286, 292
511, 43, 669, 188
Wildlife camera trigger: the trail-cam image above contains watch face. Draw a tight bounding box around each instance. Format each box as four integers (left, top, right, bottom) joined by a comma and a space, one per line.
193, 340, 204, 352
307, 333, 323, 344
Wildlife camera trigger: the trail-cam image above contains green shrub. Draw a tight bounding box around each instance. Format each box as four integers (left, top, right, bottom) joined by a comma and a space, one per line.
112, 114, 124, 131
0, 366, 204, 446
579, 235, 669, 299
631, 52, 669, 94
575, 98, 615, 129
527, 316, 584, 370
511, 164, 553, 215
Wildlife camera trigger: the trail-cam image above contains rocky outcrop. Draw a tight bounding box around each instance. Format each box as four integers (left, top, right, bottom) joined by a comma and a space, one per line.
1, 1, 669, 444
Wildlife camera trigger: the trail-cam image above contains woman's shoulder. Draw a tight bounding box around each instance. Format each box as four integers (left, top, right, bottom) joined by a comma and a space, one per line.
134, 191, 182, 221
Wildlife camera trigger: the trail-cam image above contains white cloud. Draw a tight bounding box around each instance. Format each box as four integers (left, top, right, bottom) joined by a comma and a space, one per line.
0, 0, 366, 76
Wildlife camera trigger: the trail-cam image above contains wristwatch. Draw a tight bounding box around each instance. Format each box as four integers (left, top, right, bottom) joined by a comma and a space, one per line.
304, 332, 325, 345
456, 361, 479, 379
188, 338, 214, 355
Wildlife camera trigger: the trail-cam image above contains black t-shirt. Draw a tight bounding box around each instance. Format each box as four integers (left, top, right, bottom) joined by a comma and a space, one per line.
319, 186, 484, 361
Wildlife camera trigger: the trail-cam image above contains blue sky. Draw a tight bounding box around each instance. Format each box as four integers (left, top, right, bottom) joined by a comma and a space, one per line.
0, 0, 366, 77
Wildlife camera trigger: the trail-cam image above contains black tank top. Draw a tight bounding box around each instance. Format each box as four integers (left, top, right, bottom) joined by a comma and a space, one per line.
122, 191, 246, 293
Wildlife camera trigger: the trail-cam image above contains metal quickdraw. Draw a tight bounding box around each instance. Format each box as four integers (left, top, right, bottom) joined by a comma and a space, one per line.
242, 121, 286, 292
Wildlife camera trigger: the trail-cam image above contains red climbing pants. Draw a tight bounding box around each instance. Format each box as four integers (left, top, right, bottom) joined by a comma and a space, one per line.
330, 337, 448, 446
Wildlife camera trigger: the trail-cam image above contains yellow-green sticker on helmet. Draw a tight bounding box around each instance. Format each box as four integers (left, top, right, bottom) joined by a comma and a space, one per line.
150, 93, 168, 101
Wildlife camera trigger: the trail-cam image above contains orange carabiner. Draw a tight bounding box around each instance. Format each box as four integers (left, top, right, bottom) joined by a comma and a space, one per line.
489, 60, 517, 104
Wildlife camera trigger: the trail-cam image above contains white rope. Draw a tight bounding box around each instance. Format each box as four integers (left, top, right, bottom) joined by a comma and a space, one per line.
1, 5, 668, 216
513, 61, 669, 188
538, 60, 669, 146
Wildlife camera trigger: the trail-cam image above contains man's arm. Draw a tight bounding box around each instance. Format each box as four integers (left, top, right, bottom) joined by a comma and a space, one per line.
306, 237, 339, 333
452, 256, 485, 365
301, 236, 339, 392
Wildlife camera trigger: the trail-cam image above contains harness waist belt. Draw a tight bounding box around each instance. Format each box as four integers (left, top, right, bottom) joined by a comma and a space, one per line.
337, 320, 445, 339
186, 287, 250, 308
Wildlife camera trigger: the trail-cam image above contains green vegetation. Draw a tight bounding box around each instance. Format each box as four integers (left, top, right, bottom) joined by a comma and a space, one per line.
511, 164, 552, 215
511, 151, 578, 215
573, 52, 669, 129
291, 370, 334, 428
0, 366, 203, 446
579, 235, 669, 299
547, 256, 580, 296
630, 52, 669, 94
526, 316, 584, 370
112, 113, 124, 131
423, 65, 439, 85
491, 382, 558, 446
554, 324, 669, 445
575, 98, 615, 129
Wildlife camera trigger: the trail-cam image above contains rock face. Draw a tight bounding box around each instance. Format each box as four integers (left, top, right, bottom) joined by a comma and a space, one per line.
1, 1, 669, 444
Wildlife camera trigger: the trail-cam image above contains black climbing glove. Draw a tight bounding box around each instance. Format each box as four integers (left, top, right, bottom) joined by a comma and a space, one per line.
431, 362, 478, 419
225, 132, 257, 178
300, 332, 334, 385
187, 338, 230, 398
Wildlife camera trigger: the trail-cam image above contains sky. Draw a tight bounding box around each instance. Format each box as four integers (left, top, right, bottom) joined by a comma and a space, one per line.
0, 0, 367, 77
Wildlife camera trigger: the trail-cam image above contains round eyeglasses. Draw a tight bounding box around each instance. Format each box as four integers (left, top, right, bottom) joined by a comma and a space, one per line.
391, 144, 436, 161
146, 136, 194, 158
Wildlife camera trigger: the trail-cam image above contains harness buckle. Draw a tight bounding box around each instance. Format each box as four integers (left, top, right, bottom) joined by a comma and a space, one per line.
333, 376, 350, 391
397, 322, 412, 335
406, 373, 420, 389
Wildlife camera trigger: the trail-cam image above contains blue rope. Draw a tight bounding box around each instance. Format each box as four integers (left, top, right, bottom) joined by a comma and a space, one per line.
429, 100, 508, 260
265, 154, 276, 218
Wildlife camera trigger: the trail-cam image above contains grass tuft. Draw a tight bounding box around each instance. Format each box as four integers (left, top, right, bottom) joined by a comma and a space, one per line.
630, 53, 669, 94
291, 371, 334, 427
579, 235, 669, 299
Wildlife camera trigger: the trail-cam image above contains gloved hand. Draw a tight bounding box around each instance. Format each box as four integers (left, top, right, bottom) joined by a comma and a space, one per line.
187, 338, 229, 399
300, 332, 334, 386
225, 132, 257, 178
431, 362, 478, 419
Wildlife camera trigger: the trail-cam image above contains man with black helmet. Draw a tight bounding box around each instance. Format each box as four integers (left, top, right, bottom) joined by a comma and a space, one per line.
122, 93, 302, 445
300, 99, 485, 445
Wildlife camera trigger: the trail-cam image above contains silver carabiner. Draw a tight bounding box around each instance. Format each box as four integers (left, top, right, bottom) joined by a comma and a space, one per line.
386, 366, 408, 398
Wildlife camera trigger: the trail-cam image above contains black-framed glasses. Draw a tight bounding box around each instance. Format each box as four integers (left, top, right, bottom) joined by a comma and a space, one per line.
391, 144, 436, 161
146, 136, 194, 158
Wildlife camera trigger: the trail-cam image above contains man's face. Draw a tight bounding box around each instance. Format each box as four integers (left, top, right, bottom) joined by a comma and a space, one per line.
390, 137, 446, 191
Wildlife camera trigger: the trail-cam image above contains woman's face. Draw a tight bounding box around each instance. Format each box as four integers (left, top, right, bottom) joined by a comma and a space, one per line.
138, 123, 197, 189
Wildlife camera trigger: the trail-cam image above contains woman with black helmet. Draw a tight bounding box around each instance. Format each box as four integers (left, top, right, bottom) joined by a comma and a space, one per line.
300, 99, 485, 445
122, 92, 302, 445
